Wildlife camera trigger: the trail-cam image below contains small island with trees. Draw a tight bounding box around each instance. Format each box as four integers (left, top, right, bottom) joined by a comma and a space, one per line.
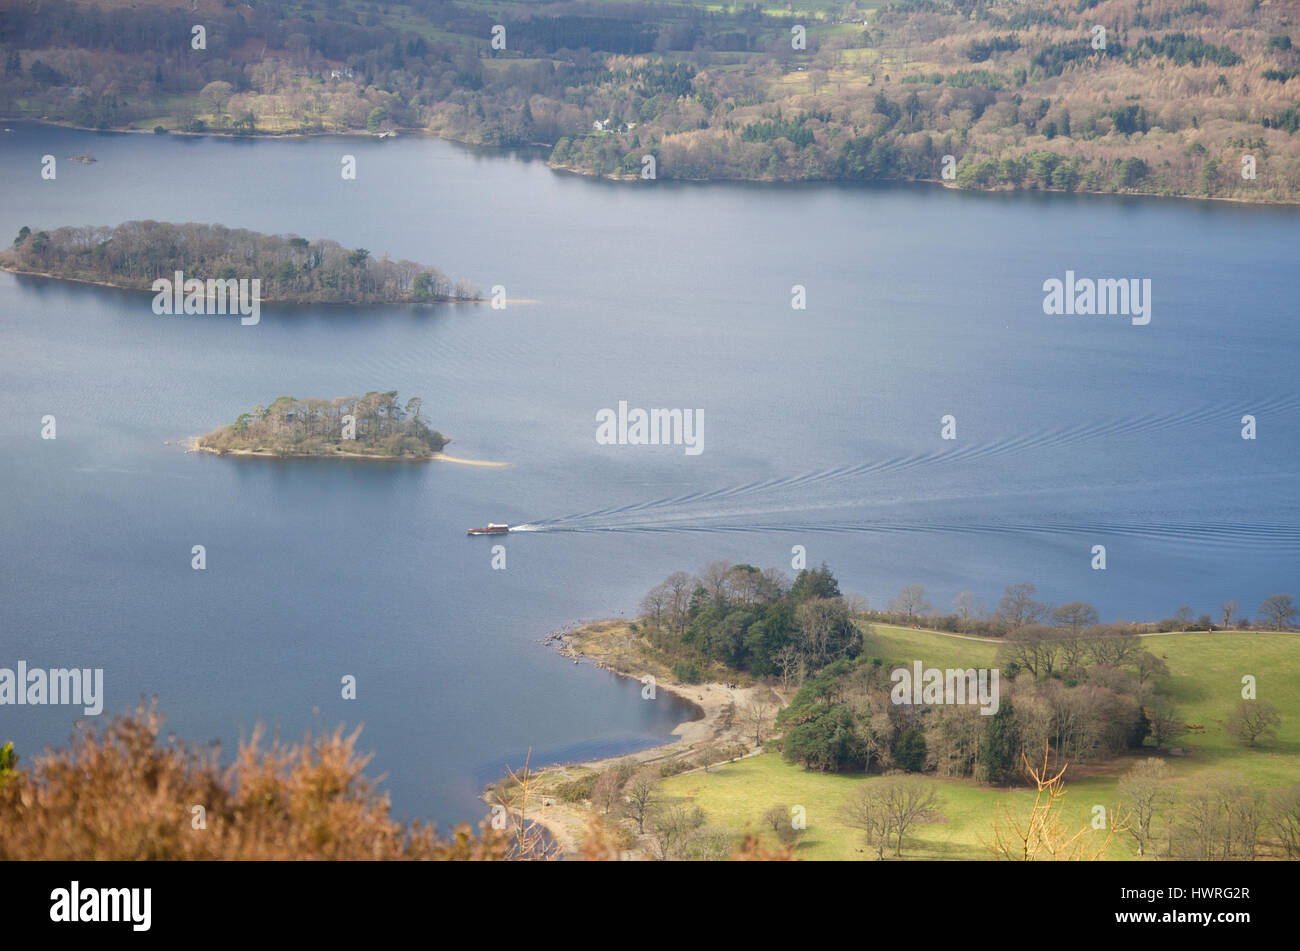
2, 221, 480, 305
195, 391, 448, 460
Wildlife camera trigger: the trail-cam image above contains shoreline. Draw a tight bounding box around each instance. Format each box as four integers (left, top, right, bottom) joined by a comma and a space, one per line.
489, 619, 784, 857
0, 264, 486, 305
491, 620, 1296, 855
8, 118, 1300, 208
187, 436, 508, 466
549, 623, 711, 744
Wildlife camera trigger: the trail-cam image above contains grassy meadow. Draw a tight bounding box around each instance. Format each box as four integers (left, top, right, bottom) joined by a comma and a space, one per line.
659, 626, 1300, 859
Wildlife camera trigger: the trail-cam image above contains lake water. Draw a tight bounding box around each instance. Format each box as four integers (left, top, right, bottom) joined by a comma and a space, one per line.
1, 123, 1297, 825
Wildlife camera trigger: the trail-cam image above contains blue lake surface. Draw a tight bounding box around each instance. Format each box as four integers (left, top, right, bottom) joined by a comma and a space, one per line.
0, 122, 1297, 824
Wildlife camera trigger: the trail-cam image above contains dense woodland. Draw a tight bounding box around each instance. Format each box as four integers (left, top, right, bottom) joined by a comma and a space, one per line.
2, 221, 478, 304
2, 0, 1299, 200
198, 391, 449, 457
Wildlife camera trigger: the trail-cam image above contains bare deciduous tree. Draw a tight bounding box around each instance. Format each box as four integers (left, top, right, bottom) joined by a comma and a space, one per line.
1259, 594, 1297, 631
1272, 786, 1300, 860
1117, 758, 1172, 857
999, 583, 1045, 631
1224, 700, 1281, 748
763, 803, 788, 833
696, 743, 721, 773
952, 590, 977, 631
639, 583, 668, 626
842, 782, 895, 860
845, 593, 870, 618
1088, 627, 1142, 667
843, 776, 944, 859
647, 802, 706, 860
794, 596, 857, 668
743, 696, 773, 747
664, 571, 693, 637
1053, 601, 1099, 635
998, 624, 1059, 678
889, 584, 931, 623
700, 560, 733, 606
622, 767, 659, 834
591, 769, 622, 815
1170, 775, 1265, 860
774, 644, 803, 692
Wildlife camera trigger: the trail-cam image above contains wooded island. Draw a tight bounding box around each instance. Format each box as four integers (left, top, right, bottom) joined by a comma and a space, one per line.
2, 222, 479, 304
196, 392, 449, 459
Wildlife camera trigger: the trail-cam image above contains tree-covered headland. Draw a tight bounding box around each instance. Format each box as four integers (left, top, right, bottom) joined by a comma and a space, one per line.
634, 560, 1290, 783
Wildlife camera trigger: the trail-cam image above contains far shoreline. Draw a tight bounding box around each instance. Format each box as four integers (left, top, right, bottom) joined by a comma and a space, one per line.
8, 118, 1300, 209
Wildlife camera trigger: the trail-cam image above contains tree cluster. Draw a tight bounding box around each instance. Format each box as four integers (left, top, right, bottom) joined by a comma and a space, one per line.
638, 560, 861, 680
1120, 759, 1300, 860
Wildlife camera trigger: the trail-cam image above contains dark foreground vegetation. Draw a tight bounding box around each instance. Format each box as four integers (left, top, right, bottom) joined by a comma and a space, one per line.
0, 703, 788, 860
0, 703, 510, 859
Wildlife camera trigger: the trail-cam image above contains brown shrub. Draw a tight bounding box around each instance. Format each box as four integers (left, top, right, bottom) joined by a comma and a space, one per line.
0, 701, 508, 860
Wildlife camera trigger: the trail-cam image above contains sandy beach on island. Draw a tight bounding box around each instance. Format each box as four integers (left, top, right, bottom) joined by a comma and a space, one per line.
430, 451, 510, 467
488, 619, 788, 858
186, 436, 507, 466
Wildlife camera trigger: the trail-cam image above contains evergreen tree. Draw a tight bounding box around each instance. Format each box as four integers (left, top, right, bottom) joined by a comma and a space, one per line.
979, 701, 1019, 784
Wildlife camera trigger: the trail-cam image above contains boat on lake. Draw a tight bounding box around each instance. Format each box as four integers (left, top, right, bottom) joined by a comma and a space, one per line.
467, 523, 510, 535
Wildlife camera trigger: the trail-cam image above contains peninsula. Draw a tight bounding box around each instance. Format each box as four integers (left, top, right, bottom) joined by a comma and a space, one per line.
195, 392, 449, 460
494, 559, 1300, 860
1, 222, 480, 305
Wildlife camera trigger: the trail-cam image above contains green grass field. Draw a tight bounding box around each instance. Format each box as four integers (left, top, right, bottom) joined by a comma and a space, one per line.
660, 628, 1300, 859
864, 622, 1001, 669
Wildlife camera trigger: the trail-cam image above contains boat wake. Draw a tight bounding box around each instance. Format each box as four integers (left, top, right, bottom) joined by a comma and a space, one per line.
507, 513, 1300, 551
508, 392, 1300, 550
